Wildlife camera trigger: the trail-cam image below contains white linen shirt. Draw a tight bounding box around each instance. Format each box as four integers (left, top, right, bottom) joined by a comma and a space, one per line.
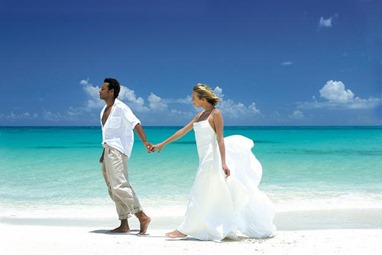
100, 99, 140, 158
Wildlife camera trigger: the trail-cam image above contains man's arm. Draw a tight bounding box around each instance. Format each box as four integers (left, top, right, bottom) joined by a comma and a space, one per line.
134, 123, 154, 153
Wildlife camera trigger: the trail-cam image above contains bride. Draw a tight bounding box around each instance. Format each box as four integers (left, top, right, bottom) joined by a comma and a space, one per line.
153, 83, 276, 241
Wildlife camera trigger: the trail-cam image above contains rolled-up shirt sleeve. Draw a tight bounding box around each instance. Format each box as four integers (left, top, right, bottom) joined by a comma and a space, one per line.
123, 105, 140, 130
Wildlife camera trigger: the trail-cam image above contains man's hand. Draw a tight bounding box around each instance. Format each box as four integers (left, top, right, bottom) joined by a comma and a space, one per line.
99, 149, 105, 163
144, 142, 155, 153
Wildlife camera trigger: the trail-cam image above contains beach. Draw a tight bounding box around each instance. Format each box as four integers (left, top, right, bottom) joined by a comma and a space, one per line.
2, 208, 382, 255
2, 227, 382, 255
1, 126, 382, 254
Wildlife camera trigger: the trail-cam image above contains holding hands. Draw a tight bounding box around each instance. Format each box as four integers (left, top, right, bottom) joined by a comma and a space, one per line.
151, 143, 165, 153
143, 140, 165, 153
143, 141, 155, 153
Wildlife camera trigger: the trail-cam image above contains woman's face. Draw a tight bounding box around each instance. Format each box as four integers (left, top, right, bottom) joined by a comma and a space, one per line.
192, 92, 203, 107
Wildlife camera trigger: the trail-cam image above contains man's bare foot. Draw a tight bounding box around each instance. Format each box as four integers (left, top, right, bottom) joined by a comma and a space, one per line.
110, 226, 130, 233
136, 211, 151, 235
165, 230, 187, 239
110, 219, 130, 233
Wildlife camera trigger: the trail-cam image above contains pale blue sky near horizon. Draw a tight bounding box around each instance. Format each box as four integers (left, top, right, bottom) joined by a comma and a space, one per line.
1, 0, 381, 126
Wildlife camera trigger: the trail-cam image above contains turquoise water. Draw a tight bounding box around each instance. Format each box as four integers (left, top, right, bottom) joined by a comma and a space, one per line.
1, 126, 381, 217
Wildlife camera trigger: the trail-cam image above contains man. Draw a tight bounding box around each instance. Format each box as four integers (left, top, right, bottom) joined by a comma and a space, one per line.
99, 77, 152, 234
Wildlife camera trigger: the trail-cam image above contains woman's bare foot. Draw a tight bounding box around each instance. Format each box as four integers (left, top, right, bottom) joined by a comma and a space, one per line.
110, 219, 130, 233
165, 230, 187, 238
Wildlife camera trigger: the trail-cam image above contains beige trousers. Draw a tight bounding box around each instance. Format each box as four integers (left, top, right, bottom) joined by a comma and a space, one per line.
102, 144, 141, 220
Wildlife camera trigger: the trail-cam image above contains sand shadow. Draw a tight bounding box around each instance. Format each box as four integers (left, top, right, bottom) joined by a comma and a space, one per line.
90, 229, 140, 235
89, 229, 170, 239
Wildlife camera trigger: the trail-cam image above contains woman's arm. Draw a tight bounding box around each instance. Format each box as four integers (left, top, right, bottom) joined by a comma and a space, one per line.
154, 115, 198, 153
213, 110, 230, 177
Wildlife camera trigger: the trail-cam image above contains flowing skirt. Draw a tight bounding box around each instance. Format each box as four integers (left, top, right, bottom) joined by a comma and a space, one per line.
177, 135, 276, 240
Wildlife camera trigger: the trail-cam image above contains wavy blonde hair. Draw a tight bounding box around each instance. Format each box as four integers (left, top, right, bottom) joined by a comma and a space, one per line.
193, 83, 219, 106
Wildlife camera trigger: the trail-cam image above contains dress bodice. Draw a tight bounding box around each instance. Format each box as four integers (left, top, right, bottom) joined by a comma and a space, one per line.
193, 120, 217, 161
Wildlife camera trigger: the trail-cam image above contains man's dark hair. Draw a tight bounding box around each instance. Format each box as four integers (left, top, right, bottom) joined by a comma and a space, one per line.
104, 78, 121, 98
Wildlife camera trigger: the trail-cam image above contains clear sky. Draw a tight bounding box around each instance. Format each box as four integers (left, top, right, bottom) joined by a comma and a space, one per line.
1, 0, 381, 126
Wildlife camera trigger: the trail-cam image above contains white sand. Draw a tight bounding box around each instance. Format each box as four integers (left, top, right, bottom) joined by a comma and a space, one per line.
1, 224, 381, 255
1, 208, 382, 254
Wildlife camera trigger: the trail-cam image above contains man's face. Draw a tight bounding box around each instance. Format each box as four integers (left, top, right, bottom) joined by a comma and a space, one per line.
99, 83, 114, 100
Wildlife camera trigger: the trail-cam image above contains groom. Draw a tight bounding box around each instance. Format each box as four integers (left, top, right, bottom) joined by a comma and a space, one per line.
99, 77, 152, 234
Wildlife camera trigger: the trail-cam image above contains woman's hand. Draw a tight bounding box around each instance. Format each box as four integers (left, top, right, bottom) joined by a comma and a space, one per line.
222, 163, 230, 177
152, 143, 165, 153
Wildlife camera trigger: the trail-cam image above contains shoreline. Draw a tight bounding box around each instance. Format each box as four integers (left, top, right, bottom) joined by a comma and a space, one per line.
2, 208, 382, 230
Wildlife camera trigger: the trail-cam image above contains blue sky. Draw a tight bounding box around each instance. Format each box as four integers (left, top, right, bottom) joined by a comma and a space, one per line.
1, 0, 381, 126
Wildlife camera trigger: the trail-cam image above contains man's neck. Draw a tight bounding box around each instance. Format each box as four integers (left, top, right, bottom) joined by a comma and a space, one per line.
105, 98, 116, 108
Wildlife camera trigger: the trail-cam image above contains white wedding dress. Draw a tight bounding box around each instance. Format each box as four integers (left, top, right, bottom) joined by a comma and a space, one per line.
177, 120, 276, 241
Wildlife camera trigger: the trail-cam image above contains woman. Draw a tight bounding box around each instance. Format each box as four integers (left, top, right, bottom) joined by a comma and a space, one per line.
153, 83, 276, 241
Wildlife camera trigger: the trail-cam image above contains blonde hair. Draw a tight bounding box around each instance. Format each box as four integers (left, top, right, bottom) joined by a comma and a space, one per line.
193, 83, 219, 106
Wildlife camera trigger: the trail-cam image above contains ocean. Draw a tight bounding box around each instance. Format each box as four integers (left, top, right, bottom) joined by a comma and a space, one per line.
1, 126, 382, 225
